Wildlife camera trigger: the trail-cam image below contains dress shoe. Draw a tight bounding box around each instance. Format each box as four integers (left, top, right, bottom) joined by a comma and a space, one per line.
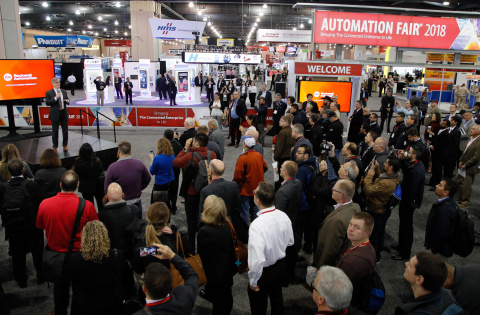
63, 146, 68, 151
391, 254, 409, 261
235, 144, 239, 148
227, 143, 235, 147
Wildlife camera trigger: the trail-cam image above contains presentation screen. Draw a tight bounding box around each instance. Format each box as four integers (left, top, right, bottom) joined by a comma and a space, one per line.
0, 59, 54, 101
298, 81, 352, 112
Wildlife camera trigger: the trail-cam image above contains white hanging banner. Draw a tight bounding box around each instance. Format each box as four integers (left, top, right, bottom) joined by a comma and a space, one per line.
149, 18, 206, 39
256, 29, 312, 43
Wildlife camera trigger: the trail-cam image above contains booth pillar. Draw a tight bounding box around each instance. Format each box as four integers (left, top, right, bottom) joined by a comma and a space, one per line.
0, 0, 23, 59
130, 1, 162, 61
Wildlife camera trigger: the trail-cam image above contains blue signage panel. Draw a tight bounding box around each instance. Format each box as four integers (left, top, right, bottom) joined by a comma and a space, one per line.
34, 35, 94, 48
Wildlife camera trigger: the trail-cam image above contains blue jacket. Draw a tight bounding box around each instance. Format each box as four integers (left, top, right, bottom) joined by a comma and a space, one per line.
295, 156, 317, 211
400, 159, 425, 209
150, 154, 175, 185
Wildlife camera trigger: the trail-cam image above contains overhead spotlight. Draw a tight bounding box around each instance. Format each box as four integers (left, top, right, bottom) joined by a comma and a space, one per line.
88, 24, 92, 29
115, 30, 118, 34
114, 20, 119, 25
82, 30, 86, 34
256, 17, 260, 22
308, 19, 312, 24
67, 28, 71, 32
254, 22, 258, 26
443, 1, 449, 4
293, 27, 297, 31
69, 20, 73, 25
259, 11, 264, 16
263, 4, 268, 9
115, 2, 121, 7
124, 32, 127, 36
104, 28, 107, 31
75, 10, 80, 15
25, 21, 30, 26
203, 17, 207, 21
95, 32, 98, 36
98, 16, 103, 21
129, 25, 131, 28
220, 35, 223, 38
198, 10, 202, 16
42, 2, 48, 7
300, 23, 304, 28
46, 16, 51, 21
208, 21, 212, 26
189, 2, 194, 7
19, 11, 21, 15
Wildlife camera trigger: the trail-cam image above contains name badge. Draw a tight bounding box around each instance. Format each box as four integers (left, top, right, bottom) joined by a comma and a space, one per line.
274, 110, 277, 115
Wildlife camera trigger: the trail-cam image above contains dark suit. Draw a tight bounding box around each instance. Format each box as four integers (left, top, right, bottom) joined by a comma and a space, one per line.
359, 87, 368, 107
270, 100, 287, 135
444, 126, 461, 178
455, 135, 480, 203
199, 178, 248, 243
217, 78, 226, 93
124, 81, 133, 104
114, 77, 123, 98
157, 77, 167, 99
302, 101, 319, 113
429, 128, 449, 186
168, 80, 177, 105
370, 122, 382, 137
45, 88, 69, 148
194, 75, 203, 93
204, 78, 215, 102
229, 98, 247, 145
274, 179, 303, 278
179, 128, 197, 148
347, 108, 364, 144
256, 90, 272, 108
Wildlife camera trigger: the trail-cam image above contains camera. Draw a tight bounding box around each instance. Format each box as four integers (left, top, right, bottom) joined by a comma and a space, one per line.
320, 140, 332, 153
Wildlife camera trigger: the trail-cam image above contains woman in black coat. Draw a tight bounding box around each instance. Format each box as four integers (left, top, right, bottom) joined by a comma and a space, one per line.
347, 100, 364, 144
34, 148, 67, 201
197, 195, 236, 315
73, 143, 104, 211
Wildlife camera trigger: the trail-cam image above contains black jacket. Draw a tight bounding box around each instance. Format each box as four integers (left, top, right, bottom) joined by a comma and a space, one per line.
199, 178, 248, 243
217, 78, 226, 91
34, 167, 68, 200
194, 76, 203, 87
233, 98, 247, 120
425, 198, 458, 257
347, 108, 364, 144
400, 159, 426, 209
395, 124, 416, 150
380, 95, 395, 112
370, 122, 382, 136
45, 88, 69, 122
272, 101, 287, 121
254, 103, 268, 125
308, 122, 324, 157
274, 179, 303, 230
257, 90, 272, 108
179, 128, 197, 148
168, 80, 177, 94
73, 158, 103, 195
292, 110, 307, 126
431, 129, 449, 158
124, 81, 133, 92
407, 138, 430, 168
302, 101, 319, 113
326, 119, 344, 150
361, 146, 375, 170
389, 122, 407, 147
133, 255, 199, 315
197, 222, 236, 288
204, 78, 215, 90
395, 288, 465, 315
446, 126, 461, 159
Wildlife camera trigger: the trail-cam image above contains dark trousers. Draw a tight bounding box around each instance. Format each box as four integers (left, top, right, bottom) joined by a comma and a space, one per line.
443, 154, 457, 179
397, 202, 415, 257
115, 85, 123, 98
170, 92, 177, 105
380, 110, 393, 132
285, 245, 297, 279
229, 118, 241, 145
379, 86, 384, 97
298, 210, 313, 252
206, 88, 214, 103
70, 83, 75, 96
269, 79, 275, 91
51, 111, 68, 148
206, 285, 233, 315
81, 190, 104, 212
368, 209, 391, 261
185, 194, 200, 251
125, 91, 133, 104
171, 168, 180, 212
368, 85, 372, 97
151, 182, 175, 212
54, 275, 71, 315
249, 93, 256, 107
159, 88, 168, 99
8, 229, 44, 282
429, 154, 444, 186
274, 159, 288, 191
248, 257, 286, 315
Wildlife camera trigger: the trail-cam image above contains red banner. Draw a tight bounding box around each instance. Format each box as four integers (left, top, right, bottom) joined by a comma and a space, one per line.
104, 39, 132, 47
314, 11, 468, 50
295, 62, 363, 76
39, 107, 89, 126
136, 108, 186, 127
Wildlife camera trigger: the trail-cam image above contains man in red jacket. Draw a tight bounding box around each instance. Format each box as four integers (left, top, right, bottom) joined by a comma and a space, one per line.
233, 137, 268, 226
173, 133, 216, 249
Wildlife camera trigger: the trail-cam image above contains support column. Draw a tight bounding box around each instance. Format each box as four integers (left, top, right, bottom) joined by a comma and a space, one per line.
335, 44, 343, 60
0, 0, 24, 59
130, 1, 162, 61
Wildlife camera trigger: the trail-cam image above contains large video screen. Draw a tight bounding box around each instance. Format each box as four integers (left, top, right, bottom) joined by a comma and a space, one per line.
299, 81, 352, 112
0, 60, 54, 101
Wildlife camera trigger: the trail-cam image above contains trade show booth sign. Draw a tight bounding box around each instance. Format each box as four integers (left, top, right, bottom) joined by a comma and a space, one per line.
149, 18, 206, 39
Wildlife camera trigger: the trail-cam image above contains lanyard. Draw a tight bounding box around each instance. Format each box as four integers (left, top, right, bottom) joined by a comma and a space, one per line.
344, 241, 370, 256
145, 296, 171, 307
296, 136, 305, 143
260, 208, 276, 215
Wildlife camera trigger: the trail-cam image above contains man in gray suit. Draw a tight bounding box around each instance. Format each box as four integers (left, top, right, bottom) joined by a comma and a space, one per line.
459, 110, 475, 151
45, 77, 70, 151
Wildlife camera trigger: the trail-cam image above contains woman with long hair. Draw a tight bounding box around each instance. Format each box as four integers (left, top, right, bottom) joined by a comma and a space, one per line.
248, 81, 257, 108
34, 148, 67, 200
69, 221, 125, 315
209, 92, 224, 131
149, 138, 175, 210
0, 143, 33, 181
240, 114, 259, 136
198, 195, 236, 315
73, 143, 104, 211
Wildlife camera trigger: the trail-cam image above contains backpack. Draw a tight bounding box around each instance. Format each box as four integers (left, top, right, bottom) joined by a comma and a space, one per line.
384, 184, 402, 212
192, 151, 211, 192
447, 201, 475, 258
360, 270, 386, 314
0, 180, 35, 231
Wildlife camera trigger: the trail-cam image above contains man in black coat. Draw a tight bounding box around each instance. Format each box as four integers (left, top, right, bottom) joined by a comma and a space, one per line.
269, 93, 287, 136
325, 111, 344, 158
254, 97, 268, 146
45, 77, 70, 151
347, 101, 364, 144
291, 104, 306, 126
227, 91, 247, 148
302, 94, 319, 113
307, 113, 323, 157
389, 113, 406, 149
380, 88, 395, 133
443, 115, 462, 178
359, 83, 368, 107
168, 79, 177, 106
395, 114, 418, 150
217, 74, 226, 93
369, 113, 382, 136
274, 161, 303, 282
179, 118, 197, 148
405, 128, 430, 169
114, 74, 123, 99
199, 160, 248, 243
156, 75, 167, 100
194, 72, 203, 93
392, 147, 425, 260
256, 84, 272, 108
428, 120, 450, 187
204, 74, 215, 103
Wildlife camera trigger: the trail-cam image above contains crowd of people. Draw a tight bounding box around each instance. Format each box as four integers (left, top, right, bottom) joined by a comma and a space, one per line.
1, 83, 480, 315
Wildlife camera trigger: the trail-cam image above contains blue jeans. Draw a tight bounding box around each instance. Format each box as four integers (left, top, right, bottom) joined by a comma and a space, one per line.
240, 196, 258, 226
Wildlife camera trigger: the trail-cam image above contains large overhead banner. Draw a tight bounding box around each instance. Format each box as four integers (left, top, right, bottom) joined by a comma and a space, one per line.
34, 35, 94, 48
314, 11, 480, 50
257, 29, 312, 43
183, 52, 262, 64
149, 18, 206, 39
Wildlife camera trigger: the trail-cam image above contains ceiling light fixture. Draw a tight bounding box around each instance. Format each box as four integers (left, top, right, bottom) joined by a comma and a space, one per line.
115, 2, 121, 7
124, 32, 127, 36
256, 17, 260, 22
46, 16, 50, 21
67, 28, 71, 32
263, 4, 268, 9
82, 30, 86, 34
254, 22, 258, 26
308, 19, 312, 24
95, 32, 98, 36
104, 28, 107, 31
88, 24, 92, 29
114, 20, 119, 25
293, 27, 297, 31
259, 11, 264, 16
208, 21, 212, 26
98, 16, 103, 21
300, 23, 304, 28
443, 1, 449, 5
42, 2, 48, 7
189, 2, 194, 7
129, 25, 131, 28
25, 21, 30, 26
198, 10, 202, 16
75, 10, 80, 15
115, 30, 118, 34
69, 20, 73, 25
203, 17, 207, 21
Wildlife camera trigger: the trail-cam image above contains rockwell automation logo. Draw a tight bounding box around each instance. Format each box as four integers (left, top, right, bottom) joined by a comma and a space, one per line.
3, 73, 12, 82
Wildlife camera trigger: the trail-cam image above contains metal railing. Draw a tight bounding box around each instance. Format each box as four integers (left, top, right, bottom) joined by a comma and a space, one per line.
79, 109, 117, 143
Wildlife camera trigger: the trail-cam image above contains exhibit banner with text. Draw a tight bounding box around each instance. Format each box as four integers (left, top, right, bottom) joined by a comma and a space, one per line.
314, 11, 480, 50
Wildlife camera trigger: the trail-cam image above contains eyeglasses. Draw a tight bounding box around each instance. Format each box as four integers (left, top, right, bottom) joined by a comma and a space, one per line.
310, 280, 320, 294
331, 188, 344, 195
296, 151, 305, 155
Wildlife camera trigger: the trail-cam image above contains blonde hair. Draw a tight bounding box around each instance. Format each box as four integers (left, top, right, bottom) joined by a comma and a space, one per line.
201, 195, 227, 226
80, 221, 110, 263
146, 202, 170, 246
156, 138, 174, 156
0, 144, 21, 180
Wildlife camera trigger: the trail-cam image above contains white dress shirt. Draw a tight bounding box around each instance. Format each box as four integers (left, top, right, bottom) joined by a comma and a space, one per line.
248, 206, 294, 287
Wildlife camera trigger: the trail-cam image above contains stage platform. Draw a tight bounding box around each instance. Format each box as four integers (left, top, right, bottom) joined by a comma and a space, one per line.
0, 131, 118, 173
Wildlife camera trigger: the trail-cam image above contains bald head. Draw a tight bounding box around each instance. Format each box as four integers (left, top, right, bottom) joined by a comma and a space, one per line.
107, 182, 123, 202
247, 129, 259, 141
209, 159, 225, 177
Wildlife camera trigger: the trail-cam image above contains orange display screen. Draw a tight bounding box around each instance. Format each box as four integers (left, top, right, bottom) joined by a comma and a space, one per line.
299, 81, 352, 112
0, 60, 54, 101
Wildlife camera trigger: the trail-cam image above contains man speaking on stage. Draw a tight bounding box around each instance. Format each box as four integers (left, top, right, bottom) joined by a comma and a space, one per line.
45, 77, 70, 151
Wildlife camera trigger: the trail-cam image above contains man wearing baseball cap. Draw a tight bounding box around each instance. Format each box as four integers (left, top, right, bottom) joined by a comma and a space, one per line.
233, 136, 268, 226
424, 100, 441, 127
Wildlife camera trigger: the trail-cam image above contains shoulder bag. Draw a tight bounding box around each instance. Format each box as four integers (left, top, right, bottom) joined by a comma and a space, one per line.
226, 218, 249, 274
42, 198, 86, 282
170, 231, 207, 288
